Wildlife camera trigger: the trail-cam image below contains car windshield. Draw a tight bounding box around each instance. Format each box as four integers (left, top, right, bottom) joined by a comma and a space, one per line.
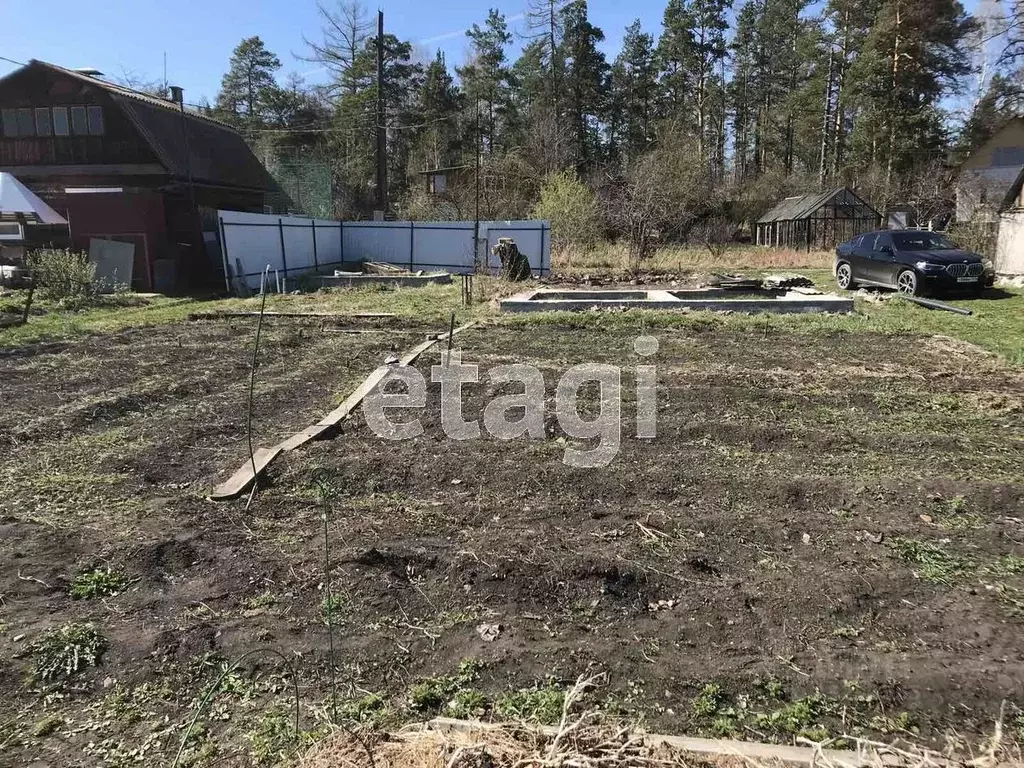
892, 232, 956, 250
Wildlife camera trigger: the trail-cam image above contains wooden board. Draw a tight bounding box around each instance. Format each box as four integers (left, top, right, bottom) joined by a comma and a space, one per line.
277, 424, 335, 452
427, 717, 870, 767
189, 311, 396, 321
210, 446, 282, 500
209, 321, 478, 501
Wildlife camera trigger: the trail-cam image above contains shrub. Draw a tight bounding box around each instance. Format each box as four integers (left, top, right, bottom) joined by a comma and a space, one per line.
69, 567, 127, 600
533, 170, 602, 253
25, 248, 97, 304
29, 622, 107, 682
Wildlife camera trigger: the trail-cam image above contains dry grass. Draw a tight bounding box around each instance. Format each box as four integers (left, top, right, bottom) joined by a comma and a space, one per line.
299, 678, 1024, 768
553, 243, 833, 274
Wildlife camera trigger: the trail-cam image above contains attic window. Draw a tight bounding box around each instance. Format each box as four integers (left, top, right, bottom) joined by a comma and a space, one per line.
71, 106, 88, 136
87, 106, 104, 135
52, 107, 69, 136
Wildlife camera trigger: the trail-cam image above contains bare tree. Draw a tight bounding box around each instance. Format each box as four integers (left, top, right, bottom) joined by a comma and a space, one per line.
299, 0, 373, 98
114, 68, 169, 99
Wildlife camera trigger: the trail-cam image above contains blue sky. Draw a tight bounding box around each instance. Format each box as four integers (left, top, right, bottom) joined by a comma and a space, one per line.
0, 0, 659, 104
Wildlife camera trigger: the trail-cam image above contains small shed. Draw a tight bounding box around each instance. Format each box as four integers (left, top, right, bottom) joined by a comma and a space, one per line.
756, 187, 880, 250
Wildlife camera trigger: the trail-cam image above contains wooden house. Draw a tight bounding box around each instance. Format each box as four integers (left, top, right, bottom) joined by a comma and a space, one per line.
0, 59, 274, 291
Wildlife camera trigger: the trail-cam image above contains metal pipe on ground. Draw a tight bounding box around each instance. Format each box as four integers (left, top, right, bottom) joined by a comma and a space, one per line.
900, 295, 973, 316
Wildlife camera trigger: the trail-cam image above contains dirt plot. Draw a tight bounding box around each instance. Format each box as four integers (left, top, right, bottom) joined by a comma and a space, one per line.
1, 317, 1024, 765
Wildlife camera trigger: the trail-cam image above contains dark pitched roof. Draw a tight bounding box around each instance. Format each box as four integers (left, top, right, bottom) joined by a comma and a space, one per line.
1, 60, 273, 192
757, 187, 879, 223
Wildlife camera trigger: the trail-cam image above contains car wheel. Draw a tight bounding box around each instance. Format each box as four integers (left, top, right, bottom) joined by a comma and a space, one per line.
896, 269, 920, 296
835, 262, 856, 290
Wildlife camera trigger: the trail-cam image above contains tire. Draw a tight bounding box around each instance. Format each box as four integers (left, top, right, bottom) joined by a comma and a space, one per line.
896, 269, 920, 296
835, 261, 856, 290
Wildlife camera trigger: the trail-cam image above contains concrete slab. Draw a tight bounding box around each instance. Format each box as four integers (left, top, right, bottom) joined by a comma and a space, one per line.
499, 288, 853, 314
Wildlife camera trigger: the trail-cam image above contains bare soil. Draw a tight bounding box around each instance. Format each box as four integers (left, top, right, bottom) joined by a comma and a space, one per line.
1, 315, 1023, 766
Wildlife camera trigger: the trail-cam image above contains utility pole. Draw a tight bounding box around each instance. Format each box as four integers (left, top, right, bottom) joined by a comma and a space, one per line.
473, 98, 481, 270
375, 9, 387, 218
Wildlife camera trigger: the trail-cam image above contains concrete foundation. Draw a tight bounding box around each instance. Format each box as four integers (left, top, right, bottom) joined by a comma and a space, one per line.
499, 288, 854, 314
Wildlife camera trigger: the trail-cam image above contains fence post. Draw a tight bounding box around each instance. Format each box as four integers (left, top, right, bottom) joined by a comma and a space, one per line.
339, 221, 344, 270
218, 215, 231, 293
278, 217, 288, 284
541, 223, 548, 276
311, 219, 319, 271
409, 221, 415, 272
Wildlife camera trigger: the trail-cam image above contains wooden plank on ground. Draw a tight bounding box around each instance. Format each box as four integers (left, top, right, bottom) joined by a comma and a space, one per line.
278, 424, 335, 452
188, 311, 395, 321
427, 717, 872, 768
210, 446, 282, 500
209, 321, 478, 501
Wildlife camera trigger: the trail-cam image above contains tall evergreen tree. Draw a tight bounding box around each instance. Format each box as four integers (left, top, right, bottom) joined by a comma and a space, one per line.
458, 9, 513, 154
610, 20, 658, 162
847, 0, 974, 204
411, 52, 463, 173
214, 37, 282, 128
655, 0, 696, 123
689, 0, 732, 167
559, 0, 609, 172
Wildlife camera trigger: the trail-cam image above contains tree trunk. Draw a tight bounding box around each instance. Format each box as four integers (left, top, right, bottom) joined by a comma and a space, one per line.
818, 46, 835, 187
831, 11, 850, 178
884, 0, 903, 210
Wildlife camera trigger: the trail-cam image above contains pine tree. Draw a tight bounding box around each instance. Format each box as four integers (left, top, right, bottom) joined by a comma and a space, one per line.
730, 0, 759, 180
689, 0, 732, 166
214, 37, 282, 128
847, 0, 974, 205
655, 0, 696, 123
559, 0, 609, 172
458, 9, 513, 154
610, 20, 658, 162
411, 51, 463, 173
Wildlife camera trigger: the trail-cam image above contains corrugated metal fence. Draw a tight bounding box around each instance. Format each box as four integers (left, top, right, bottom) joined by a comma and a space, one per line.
217, 210, 550, 290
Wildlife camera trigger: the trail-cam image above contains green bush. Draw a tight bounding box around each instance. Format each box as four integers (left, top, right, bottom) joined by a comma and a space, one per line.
26, 248, 97, 304
533, 171, 602, 252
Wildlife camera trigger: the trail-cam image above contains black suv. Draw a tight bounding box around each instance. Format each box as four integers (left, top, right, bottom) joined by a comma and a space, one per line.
835, 230, 995, 296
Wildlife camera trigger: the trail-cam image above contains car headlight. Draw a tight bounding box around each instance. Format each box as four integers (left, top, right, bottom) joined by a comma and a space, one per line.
915, 261, 946, 272
983, 259, 995, 273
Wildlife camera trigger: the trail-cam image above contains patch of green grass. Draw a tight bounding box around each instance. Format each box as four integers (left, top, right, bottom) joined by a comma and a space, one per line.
753, 693, 834, 738
501, 271, 1024, 365
248, 708, 306, 766
756, 678, 788, 699
987, 554, 1024, 578
889, 537, 974, 584
31, 715, 62, 738
869, 711, 918, 735
494, 680, 565, 725
321, 593, 346, 621
29, 622, 107, 682
338, 692, 390, 726
446, 689, 489, 719
692, 682, 727, 717
69, 567, 127, 599
408, 658, 483, 713
244, 591, 278, 610
934, 495, 983, 531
